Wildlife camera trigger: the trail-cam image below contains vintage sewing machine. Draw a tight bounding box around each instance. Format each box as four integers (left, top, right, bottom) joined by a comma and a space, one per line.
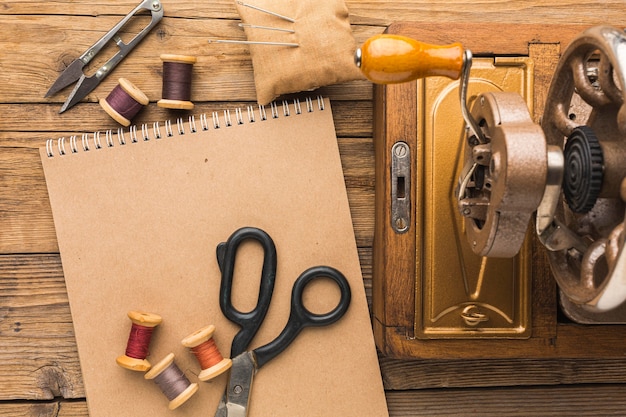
356, 23, 626, 359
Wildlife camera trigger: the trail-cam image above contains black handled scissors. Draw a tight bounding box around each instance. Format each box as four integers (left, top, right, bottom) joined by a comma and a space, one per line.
214, 227, 351, 417
45, 0, 163, 113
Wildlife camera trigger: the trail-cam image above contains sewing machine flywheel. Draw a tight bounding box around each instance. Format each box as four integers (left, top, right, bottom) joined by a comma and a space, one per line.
541, 26, 626, 312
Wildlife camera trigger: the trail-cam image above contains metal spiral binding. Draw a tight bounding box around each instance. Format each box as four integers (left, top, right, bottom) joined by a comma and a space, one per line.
45, 96, 325, 158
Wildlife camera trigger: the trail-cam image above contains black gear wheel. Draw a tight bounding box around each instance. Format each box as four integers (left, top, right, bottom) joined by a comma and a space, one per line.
562, 126, 604, 213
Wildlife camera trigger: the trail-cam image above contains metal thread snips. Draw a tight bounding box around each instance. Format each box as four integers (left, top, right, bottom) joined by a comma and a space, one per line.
45, 0, 164, 113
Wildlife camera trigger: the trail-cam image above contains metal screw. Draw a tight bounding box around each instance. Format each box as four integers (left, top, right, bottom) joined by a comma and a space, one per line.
395, 217, 408, 231
394, 143, 408, 158
233, 385, 243, 395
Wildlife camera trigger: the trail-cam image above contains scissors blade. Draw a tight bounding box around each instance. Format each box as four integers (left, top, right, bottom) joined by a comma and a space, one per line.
214, 395, 229, 417
214, 352, 256, 417
44, 59, 86, 98
59, 74, 100, 114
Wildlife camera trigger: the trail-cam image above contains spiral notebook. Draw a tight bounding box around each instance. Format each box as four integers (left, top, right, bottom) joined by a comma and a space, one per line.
39, 97, 388, 417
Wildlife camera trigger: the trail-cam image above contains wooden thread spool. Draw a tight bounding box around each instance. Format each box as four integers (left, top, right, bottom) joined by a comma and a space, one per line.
181, 324, 232, 382
99, 78, 149, 126
116, 311, 162, 372
144, 353, 199, 410
157, 54, 197, 110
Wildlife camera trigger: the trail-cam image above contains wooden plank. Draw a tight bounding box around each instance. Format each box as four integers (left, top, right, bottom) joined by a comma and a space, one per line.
4, 382, 626, 417
5, 382, 626, 417
6, 253, 626, 399
381, 356, 626, 390
0, 147, 58, 254
3, 0, 626, 28
346, 1, 626, 26
0, 134, 374, 254
0, 255, 83, 401
0, 101, 373, 136
0, 15, 378, 104
0, 402, 88, 417
1, 1, 241, 18
0, 252, 370, 401
386, 384, 626, 416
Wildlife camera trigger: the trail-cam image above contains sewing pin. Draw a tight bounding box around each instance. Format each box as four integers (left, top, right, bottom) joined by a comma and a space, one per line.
238, 23, 295, 33
236, 1, 296, 23
208, 39, 299, 47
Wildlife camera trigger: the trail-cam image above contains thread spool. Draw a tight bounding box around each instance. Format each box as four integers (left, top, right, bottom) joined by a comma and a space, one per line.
157, 54, 196, 110
144, 353, 199, 410
99, 78, 149, 126
181, 324, 232, 381
116, 311, 162, 372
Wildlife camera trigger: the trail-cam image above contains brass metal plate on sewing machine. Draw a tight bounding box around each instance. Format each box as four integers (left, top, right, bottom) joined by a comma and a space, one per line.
415, 57, 533, 338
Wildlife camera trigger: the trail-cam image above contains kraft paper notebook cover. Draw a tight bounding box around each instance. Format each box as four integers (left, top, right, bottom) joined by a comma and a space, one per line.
39, 97, 388, 417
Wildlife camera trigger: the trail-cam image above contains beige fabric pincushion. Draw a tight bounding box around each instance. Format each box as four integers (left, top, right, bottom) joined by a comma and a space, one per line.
235, 0, 365, 105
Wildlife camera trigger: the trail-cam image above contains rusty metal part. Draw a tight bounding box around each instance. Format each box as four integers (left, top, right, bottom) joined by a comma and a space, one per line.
457, 91, 547, 257
541, 26, 626, 312
587, 196, 626, 311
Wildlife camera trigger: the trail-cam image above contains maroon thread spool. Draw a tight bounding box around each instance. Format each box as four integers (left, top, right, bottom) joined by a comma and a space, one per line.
116, 311, 162, 372
99, 78, 149, 126
157, 54, 197, 110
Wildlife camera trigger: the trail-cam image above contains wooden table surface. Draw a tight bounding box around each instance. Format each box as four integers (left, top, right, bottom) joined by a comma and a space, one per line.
2, 1, 626, 416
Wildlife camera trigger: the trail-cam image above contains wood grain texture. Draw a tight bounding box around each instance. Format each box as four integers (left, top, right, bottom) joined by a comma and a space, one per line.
0, 255, 83, 400
0, 402, 88, 417
386, 385, 626, 416
0, 16, 379, 105
4, 0, 626, 26
3, 1, 626, 415
6, 384, 626, 417
0, 131, 374, 254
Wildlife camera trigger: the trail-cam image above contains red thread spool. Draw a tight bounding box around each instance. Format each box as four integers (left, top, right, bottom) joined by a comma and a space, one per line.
99, 78, 149, 126
144, 353, 199, 410
181, 324, 232, 381
116, 311, 162, 372
157, 54, 197, 110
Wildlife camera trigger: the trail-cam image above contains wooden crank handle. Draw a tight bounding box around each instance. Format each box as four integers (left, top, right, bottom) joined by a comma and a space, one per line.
355, 34, 465, 84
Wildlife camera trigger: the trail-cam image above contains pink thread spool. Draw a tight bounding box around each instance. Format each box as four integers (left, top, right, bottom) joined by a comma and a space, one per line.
99, 78, 149, 126
181, 324, 232, 382
116, 311, 162, 372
